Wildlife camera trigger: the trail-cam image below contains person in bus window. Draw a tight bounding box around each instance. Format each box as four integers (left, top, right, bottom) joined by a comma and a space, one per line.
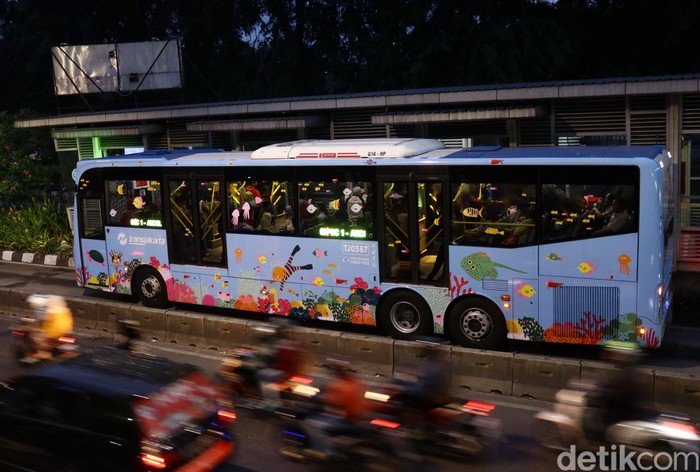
593, 197, 631, 235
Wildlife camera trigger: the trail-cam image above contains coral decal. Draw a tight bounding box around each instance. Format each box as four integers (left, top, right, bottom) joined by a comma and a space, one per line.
449, 273, 471, 298
640, 328, 659, 348
518, 317, 544, 341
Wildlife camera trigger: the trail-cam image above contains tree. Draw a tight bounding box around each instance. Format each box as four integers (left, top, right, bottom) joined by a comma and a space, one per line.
0, 110, 60, 202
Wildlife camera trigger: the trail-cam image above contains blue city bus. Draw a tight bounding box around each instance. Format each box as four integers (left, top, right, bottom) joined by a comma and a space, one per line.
73, 139, 675, 349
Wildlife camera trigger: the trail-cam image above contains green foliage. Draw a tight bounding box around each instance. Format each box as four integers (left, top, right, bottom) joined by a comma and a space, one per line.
0, 200, 72, 255
0, 110, 60, 200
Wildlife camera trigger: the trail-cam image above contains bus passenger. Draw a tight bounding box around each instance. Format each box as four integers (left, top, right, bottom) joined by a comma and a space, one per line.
256, 212, 277, 233
593, 197, 631, 235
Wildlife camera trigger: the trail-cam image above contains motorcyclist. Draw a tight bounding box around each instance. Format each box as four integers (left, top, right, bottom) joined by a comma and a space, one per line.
253, 321, 308, 411
302, 356, 370, 460
585, 340, 645, 440
393, 339, 451, 412
24, 294, 74, 363
116, 318, 144, 352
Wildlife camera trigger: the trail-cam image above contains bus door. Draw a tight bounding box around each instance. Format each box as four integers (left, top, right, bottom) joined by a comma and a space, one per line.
379, 172, 448, 286
166, 177, 226, 267
75, 170, 111, 290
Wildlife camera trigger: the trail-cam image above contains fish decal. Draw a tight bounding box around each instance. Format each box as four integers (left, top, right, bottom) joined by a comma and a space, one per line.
516, 283, 536, 298
322, 269, 332, 274
484, 227, 504, 236
328, 263, 339, 269
258, 255, 268, 264
222, 280, 228, 288
312, 276, 324, 287
312, 249, 327, 258
577, 261, 598, 274
287, 288, 298, 296
545, 280, 565, 288
335, 278, 348, 284
132, 196, 145, 209
117, 184, 125, 195
460, 252, 526, 281
545, 253, 564, 261
271, 245, 313, 292
214, 273, 221, 281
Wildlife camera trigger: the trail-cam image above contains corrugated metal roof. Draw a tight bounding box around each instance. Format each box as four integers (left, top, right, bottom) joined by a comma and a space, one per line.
15, 73, 700, 129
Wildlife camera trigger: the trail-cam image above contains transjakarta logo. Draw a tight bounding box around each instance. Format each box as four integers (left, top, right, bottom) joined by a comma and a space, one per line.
557, 445, 699, 471
117, 232, 166, 246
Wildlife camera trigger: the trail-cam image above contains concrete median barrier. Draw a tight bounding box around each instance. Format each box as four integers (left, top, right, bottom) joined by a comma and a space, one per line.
165, 311, 205, 348
94, 299, 129, 333
127, 305, 167, 343
513, 353, 581, 401
9, 289, 33, 316
67, 297, 99, 331
203, 316, 249, 351
0, 288, 11, 317
653, 371, 700, 419
338, 333, 394, 378
291, 327, 342, 367
393, 340, 451, 378
451, 348, 514, 396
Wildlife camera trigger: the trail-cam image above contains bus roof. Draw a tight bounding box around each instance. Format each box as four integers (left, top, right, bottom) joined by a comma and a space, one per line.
250, 138, 446, 159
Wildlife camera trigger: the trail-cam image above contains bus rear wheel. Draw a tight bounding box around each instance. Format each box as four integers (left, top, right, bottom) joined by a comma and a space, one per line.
447, 298, 505, 350
379, 290, 432, 340
134, 268, 168, 309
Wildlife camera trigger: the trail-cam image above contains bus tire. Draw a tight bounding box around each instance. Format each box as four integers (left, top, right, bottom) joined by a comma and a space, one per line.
379, 290, 432, 340
134, 268, 169, 309
447, 297, 505, 349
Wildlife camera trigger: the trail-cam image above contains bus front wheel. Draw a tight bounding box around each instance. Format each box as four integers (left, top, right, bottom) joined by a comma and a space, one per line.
134, 268, 169, 309
379, 290, 432, 340
447, 298, 505, 350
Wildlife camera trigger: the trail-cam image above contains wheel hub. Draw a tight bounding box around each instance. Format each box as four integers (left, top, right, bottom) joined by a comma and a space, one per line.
462, 309, 491, 340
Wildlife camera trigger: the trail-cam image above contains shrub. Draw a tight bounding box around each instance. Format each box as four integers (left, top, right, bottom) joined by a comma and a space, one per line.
0, 200, 72, 256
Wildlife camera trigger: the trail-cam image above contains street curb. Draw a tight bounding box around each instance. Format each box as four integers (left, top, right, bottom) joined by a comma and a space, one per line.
1, 250, 74, 268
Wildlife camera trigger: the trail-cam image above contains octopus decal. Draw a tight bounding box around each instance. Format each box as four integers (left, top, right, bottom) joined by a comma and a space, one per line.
271, 245, 313, 292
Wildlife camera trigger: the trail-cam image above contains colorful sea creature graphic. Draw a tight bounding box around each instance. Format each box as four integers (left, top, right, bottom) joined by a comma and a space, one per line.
242, 202, 251, 221
322, 269, 332, 274
287, 288, 298, 296
460, 252, 526, 281
546, 280, 565, 289
271, 245, 313, 292
312, 249, 327, 258
516, 283, 536, 298
312, 276, 324, 287
231, 209, 240, 226
328, 263, 339, 269
132, 196, 145, 209
577, 261, 598, 274
109, 250, 122, 268
618, 254, 632, 276
258, 255, 268, 264
335, 278, 348, 284
86, 249, 106, 266
214, 273, 221, 281
545, 253, 563, 261
117, 184, 125, 195
484, 228, 504, 236
234, 247, 242, 263
222, 280, 228, 288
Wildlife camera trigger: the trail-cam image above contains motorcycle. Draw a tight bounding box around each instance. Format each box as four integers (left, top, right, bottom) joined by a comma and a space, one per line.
274, 385, 400, 471
217, 347, 315, 409
534, 381, 700, 463
10, 316, 78, 365
363, 380, 503, 460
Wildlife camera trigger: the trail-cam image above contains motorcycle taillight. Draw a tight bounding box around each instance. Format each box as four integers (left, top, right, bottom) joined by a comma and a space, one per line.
463, 400, 496, 416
